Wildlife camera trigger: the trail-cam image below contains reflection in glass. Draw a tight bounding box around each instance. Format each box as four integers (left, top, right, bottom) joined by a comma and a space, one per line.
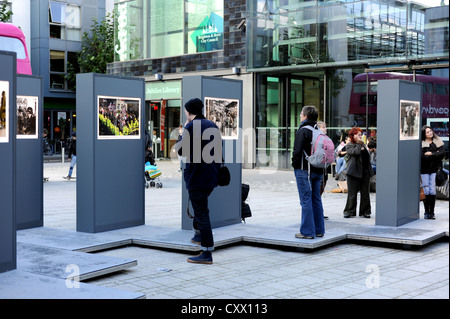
247, 0, 449, 70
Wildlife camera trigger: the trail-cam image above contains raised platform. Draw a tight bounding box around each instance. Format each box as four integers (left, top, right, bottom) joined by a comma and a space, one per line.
0, 270, 144, 299
2, 217, 447, 299
16, 218, 449, 254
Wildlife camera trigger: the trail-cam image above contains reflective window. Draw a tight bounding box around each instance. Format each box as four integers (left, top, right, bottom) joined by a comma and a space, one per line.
114, 0, 224, 61
247, 0, 449, 70
49, 50, 78, 91
0, 36, 26, 59
49, 1, 81, 41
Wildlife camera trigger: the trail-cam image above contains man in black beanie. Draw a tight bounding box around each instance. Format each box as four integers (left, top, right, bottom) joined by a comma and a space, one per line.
176, 98, 222, 264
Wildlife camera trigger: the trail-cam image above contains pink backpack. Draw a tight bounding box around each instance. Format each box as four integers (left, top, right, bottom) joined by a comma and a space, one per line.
303, 125, 335, 169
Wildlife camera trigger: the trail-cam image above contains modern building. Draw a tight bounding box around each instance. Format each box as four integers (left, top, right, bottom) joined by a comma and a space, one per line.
111, 1, 448, 169
2, 0, 113, 147
31, 0, 116, 145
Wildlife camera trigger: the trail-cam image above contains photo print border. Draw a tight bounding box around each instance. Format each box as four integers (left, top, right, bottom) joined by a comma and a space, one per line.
0, 80, 9, 143
17, 95, 39, 139
97, 95, 141, 140
399, 99, 420, 141
204, 96, 239, 140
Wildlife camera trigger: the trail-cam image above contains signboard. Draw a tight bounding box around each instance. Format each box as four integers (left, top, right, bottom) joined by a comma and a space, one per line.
160, 100, 166, 151
427, 118, 449, 142
145, 81, 181, 100
190, 12, 223, 53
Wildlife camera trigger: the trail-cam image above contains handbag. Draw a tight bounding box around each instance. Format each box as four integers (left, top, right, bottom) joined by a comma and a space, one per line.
435, 167, 447, 187
420, 186, 426, 201
419, 177, 426, 201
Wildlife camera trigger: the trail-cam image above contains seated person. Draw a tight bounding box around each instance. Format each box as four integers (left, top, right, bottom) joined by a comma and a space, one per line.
335, 136, 350, 175
368, 141, 376, 174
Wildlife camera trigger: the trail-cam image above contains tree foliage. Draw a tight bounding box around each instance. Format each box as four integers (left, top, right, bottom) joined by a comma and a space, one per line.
66, 12, 115, 90
0, 3, 13, 22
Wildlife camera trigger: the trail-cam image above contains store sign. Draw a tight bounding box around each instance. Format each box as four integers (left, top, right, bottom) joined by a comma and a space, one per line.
191, 12, 223, 52
146, 81, 182, 100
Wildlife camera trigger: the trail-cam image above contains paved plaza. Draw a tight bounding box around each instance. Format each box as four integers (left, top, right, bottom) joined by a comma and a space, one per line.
32, 159, 449, 300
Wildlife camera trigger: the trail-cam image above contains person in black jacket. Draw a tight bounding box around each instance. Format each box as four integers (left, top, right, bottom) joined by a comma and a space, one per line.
421, 125, 445, 219
64, 132, 77, 180
144, 130, 155, 165
291, 105, 325, 239
176, 98, 222, 264
343, 127, 374, 218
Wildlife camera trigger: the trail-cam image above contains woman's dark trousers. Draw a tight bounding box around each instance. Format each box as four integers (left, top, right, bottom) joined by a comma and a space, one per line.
344, 174, 371, 217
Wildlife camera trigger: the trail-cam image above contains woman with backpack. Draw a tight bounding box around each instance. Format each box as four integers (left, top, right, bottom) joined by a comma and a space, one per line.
343, 127, 374, 218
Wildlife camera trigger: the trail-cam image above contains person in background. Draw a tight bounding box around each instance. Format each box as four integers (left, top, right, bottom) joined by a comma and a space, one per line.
317, 121, 329, 220
367, 141, 377, 174
421, 125, 445, 220
343, 127, 374, 218
144, 129, 155, 165
63, 132, 77, 180
335, 136, 350, 176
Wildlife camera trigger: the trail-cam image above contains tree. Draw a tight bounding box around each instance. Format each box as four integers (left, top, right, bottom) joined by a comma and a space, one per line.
66, 12, 115, 90
0, 2, 13, 22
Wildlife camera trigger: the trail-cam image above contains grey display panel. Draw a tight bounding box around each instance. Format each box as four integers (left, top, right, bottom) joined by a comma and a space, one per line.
76, 73, 145, 233
376, 80, 422, 226
181, 76, 243, 230
0, 51, 17, 273
16, 75, 44, 230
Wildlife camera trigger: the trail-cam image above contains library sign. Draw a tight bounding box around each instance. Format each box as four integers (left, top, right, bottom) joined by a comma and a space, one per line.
146, 81, 182, 101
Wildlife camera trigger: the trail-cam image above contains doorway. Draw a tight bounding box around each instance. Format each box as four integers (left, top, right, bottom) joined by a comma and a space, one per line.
146, 100, 181, 159
255, 71, 324, 168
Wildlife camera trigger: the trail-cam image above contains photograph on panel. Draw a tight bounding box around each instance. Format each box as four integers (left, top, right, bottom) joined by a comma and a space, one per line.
98, 95, 141, 139
0, 81, 9, 143
17, 95, 38, 139
205, 97, 239, 139
399, 100, 420, 140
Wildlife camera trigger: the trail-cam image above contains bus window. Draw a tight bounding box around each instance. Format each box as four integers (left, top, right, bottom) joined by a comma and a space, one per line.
435, 83, 448, 95
370, 81, 378, 93
353, 82, 367, 93
0, 36, 26, 58
423, 82, 434, 94
0, 23, 32, 75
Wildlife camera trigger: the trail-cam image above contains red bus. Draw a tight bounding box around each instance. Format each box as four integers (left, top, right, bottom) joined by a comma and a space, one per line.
349, 72, 449, 119
0, 22, 32, 75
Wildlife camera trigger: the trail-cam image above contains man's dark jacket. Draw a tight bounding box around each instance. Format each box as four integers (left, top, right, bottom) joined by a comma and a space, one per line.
177, 114, 222, 190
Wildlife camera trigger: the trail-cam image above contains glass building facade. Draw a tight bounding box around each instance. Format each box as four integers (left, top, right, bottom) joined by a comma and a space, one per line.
247, 0, 449, 168
108, 0, 449, 168
114, 0, 225, 62
110, 0, 246, 159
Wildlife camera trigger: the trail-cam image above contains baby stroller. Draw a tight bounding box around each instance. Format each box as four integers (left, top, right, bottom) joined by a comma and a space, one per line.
145, 162, 163, 188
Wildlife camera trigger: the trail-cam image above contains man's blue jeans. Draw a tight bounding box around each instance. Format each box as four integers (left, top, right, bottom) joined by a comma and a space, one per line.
68, 155, 77, 177
294, 169, 325, 237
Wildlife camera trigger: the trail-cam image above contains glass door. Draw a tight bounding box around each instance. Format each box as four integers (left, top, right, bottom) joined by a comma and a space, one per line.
255, 76, 283, 168
255, 71, 324, 169
286, 72, 324, 168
